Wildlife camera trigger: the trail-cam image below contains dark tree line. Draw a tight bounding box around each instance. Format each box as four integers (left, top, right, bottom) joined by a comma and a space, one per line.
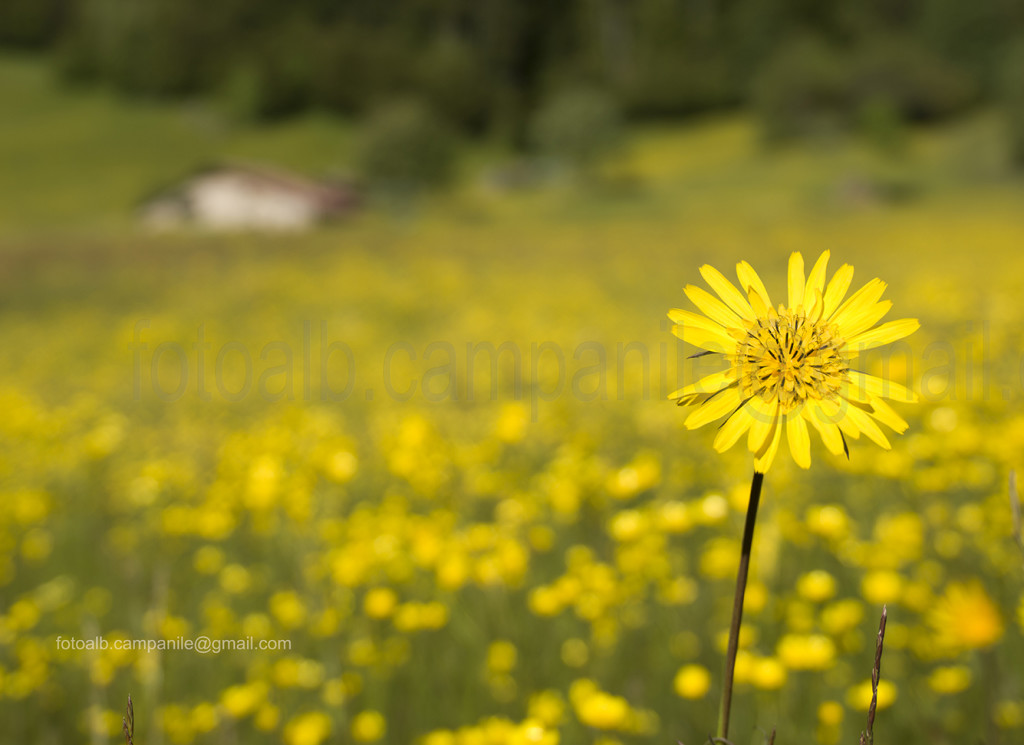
3, 0, 1024, 147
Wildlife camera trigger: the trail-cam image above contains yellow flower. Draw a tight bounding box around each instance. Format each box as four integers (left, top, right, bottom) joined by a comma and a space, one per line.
818, 701, 844, 726
669, 251, 918, 472
796, 570, 837, 602
528, 690, 566, 727
487, 640, 518, 673
861, 570, 904, 605
284, 711, 332, 745
751, 657, 787, 690
363, 587, 398, 619
929, 580, 1004, 651
269, 590, 308, 629
847, 679, 897, 711
509, 719, 559, 745
928, 665, 972, 695
673, 664, 711, 699
220, 681, 267, 718
575, 691, 630, 730
777, 633, 836, 670
351, 710, 387, 742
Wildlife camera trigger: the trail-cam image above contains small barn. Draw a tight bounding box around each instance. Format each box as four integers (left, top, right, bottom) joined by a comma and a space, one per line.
138, 163, 358, 231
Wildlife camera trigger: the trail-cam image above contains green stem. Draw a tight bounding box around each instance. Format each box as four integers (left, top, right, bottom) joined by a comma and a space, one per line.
716, 470, 764, 741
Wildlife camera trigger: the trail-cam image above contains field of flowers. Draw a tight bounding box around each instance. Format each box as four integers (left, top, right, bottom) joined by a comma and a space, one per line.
2, 108, 1024, 744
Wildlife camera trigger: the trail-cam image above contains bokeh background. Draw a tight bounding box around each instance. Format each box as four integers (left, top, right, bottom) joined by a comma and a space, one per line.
2, 2, 1024, 744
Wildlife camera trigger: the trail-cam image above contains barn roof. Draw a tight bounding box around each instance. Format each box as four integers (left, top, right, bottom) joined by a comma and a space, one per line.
138, 161, 356, 210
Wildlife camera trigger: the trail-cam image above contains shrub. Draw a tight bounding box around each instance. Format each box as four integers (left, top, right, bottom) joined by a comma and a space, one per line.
751, 37, 850, 141
999, 39, 1024, 168
847, 38, 975, 123
354, 99, 456, 198
528, 86, 623, 173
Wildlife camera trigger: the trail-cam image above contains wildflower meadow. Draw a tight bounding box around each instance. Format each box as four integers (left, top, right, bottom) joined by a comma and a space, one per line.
2, 57, 1024, 745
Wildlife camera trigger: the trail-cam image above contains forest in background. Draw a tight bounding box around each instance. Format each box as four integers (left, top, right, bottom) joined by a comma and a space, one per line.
3, 0, 1024, 155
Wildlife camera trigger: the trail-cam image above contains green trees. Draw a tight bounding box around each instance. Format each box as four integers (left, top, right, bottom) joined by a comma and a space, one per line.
354, 99, 456, 199
7, 0, 1024, 150
1000, 39, 1024, 168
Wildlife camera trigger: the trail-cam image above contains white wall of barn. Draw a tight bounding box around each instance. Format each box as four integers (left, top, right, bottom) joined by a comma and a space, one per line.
189, 173, 321, 230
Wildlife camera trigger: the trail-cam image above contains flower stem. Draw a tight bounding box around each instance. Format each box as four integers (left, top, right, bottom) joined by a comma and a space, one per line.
716, 470, 764, 741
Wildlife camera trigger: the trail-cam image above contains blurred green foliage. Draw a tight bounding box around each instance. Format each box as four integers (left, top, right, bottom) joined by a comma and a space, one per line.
999, 38, 1024, 166
4, 0, 1024, 147
529, 88, 623, 174
354, 99, 456, 199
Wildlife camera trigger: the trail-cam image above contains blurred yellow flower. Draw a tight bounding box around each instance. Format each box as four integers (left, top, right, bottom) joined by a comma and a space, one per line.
777, 633, 836, 670
192, 545, 225, 575
351, 710, 387, 742
528, 690, 566, 727
363, 587, 399, 619
221, 681, 267, 718
995, 701, 1023, 729
818, 700, 844, 726
509, 719, 559, 745
861, 570, 903, 605
751, 657, 787, 690
805, 505, 850, 539
574, 690, 631, 730
191, 703, 219, 733
324, 449, 358, 482
219, 564, 251, 594
670, 251, 918, 471
495, 402, 528, 442
673, 664, 711, 699
422, 729, 457, 745
269, 590, 308, 629
796, 570, 837, 602
608, 510, 647, 542
928, 665, 972, 695
487, 640, 518, 673
929, 580, 1004, 651
847, 679, 897, 711
560, 638, 589, 668
284, 711, 332, 745
821, 598, 864, 635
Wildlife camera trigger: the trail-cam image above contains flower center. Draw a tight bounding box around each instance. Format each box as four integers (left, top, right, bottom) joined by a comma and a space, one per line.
734, 308, 847, 412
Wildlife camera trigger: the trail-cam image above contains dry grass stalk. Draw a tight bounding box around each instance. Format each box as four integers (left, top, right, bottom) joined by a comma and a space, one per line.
122, 694, 135, 745
858, 606, 888, 745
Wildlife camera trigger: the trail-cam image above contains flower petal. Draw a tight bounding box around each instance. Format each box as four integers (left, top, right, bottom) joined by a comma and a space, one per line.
802, 251, 830, 310
736, 261, 772, 309
788, 252, 805, 310
843, 403, 892, 449
746, 285, 769, 317
786, 411, 812, 469
669, 369, 737, 401
747, 396, 779, 454
714, 400, 755, 452
822, 263, 854, 318
671, 323, 737, 354
831, 279, 886, 330
846, 319, 920, 353
846, 371, 918, 403
838, 300, 892, 340
668, 307, 729, 331
865, 396, 909, 433
804, 403, 845, 456
754, 406, 784, 473
684, 284, 744, 329
700, 264, 754, 320
684, 386, 742, 429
